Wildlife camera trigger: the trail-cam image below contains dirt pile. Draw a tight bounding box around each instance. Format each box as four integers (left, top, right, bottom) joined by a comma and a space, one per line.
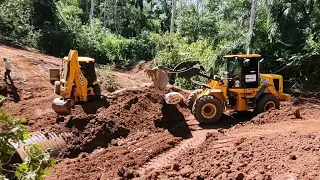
247, 102, 296, 125
42, 85, 193, 179
46, 131, 182, 180
240, 101, 320, 125
148, 132, 320, 180
45, 85, 190, 158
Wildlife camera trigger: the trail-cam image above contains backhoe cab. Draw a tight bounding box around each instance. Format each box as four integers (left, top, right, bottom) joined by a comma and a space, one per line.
49, 50, 102, 114
145, 54, 291, 125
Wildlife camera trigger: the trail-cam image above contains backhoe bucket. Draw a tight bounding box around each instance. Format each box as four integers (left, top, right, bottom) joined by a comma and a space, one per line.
49, 68, 60, 82
145, 67, 169, 93
52, 98, 72, 115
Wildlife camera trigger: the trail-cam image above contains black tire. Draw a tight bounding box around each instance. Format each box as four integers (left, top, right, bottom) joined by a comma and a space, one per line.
194, 95, 223, 125
54, 81, 61, 95
94, 85, 101, 96
255, 94, 280, 114
187, 89, 203, 110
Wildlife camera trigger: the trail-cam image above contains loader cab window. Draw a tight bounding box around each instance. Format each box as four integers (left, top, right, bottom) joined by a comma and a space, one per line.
227, 58, 241, 78
79, 62, 96, 86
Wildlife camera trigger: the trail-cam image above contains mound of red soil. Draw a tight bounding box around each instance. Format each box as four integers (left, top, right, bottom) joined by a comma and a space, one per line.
149, 132, 320, 180
247, 102, 295, 125
46, 131, 182, 180
47, 85, 190, 158
241, 101, 320, 126
292, 96, 320, 105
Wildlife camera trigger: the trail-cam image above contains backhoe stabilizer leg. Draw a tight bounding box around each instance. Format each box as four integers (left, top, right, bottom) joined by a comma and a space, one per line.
52, 98, 73, 115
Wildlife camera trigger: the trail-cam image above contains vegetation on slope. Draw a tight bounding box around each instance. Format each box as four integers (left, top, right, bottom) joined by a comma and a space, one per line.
0, 0, 319, 90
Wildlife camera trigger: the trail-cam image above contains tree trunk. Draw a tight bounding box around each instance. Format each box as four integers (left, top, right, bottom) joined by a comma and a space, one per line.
103, 0, 106, 27
90, 0, 95, 29
247, 0, 258, 54
170, 0, 177, 43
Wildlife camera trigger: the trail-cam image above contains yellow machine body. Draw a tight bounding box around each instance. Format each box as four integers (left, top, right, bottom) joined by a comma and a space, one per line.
145, 53, 292, 124
49, 50, 101, 114
200, 73, 291, 112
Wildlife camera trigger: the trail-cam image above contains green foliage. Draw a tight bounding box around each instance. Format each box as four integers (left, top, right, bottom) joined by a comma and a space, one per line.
0, 114, 55, 179
154, 33, 216, 70
0, 114, 28, 167
15, 145, 56, 180
73, 20, 158, 64
54, 0, 160, 64
120, 31, 158, 63
1, 0, 320, 91
0, 95, 5, 102
0, 0, 40, 47
153, 33, 216, 89
177, 5, 217, 42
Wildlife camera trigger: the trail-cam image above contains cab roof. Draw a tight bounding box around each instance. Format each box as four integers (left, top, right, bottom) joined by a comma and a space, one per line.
223, 54, 261, 59
63, 56, 95, 63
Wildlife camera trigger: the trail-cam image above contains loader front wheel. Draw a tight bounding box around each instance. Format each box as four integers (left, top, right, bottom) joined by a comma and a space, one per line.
255, 94, 280, 114
187, 89, 203, 110
194, 95, 223, 125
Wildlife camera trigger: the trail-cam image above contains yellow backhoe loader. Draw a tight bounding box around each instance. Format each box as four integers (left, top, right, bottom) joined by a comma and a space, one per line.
145, 54, 292, 124
49, 50, 102, 114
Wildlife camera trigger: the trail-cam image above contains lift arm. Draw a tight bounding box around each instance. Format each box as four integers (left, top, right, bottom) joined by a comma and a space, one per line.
145, 61, 215, 93
60, 50, 88, 102
158, 61, 214, 80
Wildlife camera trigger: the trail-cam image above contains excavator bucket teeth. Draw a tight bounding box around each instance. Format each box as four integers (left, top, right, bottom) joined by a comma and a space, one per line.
144, 67, 169, 93
52, 98, 72, 115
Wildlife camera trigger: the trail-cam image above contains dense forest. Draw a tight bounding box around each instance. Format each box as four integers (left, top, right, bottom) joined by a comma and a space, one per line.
0, 0, 319, 92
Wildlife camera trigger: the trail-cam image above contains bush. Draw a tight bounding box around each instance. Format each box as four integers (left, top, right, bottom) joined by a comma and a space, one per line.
0, 114, 55, 180
61, 18, 158, 66
0, 0, 41, 48
120, 31, 158, 63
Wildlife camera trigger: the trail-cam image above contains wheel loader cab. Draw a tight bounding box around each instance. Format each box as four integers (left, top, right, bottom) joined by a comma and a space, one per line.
219, 54, 291, 112
223, 54, 261, 89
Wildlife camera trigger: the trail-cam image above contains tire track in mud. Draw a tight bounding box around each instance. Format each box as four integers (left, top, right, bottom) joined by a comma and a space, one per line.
135, 129, 236, 177
135, 119, 320, 178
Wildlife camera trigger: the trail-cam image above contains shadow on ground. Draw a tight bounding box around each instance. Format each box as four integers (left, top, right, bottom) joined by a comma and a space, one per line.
198, 111, 255, 130
0, 81, 20, 103
154, 102, 192, 139
79, 96, 110, 114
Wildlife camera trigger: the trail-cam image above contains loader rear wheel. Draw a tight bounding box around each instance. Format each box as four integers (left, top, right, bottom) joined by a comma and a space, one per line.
255, 94, 280, 114
194, 95, 223, 125
187, 89, 203, 110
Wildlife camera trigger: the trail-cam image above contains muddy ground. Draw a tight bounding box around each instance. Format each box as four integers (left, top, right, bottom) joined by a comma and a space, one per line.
1, 43, 320, 180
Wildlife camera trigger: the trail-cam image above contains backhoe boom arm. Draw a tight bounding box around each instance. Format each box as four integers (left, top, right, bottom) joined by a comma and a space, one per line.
61, 50, 88, 102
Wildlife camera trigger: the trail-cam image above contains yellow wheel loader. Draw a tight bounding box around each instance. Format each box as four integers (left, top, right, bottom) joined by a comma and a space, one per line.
145, 54, 292, 124
49, 50, 102, 114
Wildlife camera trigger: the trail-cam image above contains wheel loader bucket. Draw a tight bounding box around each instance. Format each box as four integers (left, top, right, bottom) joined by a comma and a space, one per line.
144, 67, 169, 93
49, 68, 60, 82
52, 98, 72, 115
